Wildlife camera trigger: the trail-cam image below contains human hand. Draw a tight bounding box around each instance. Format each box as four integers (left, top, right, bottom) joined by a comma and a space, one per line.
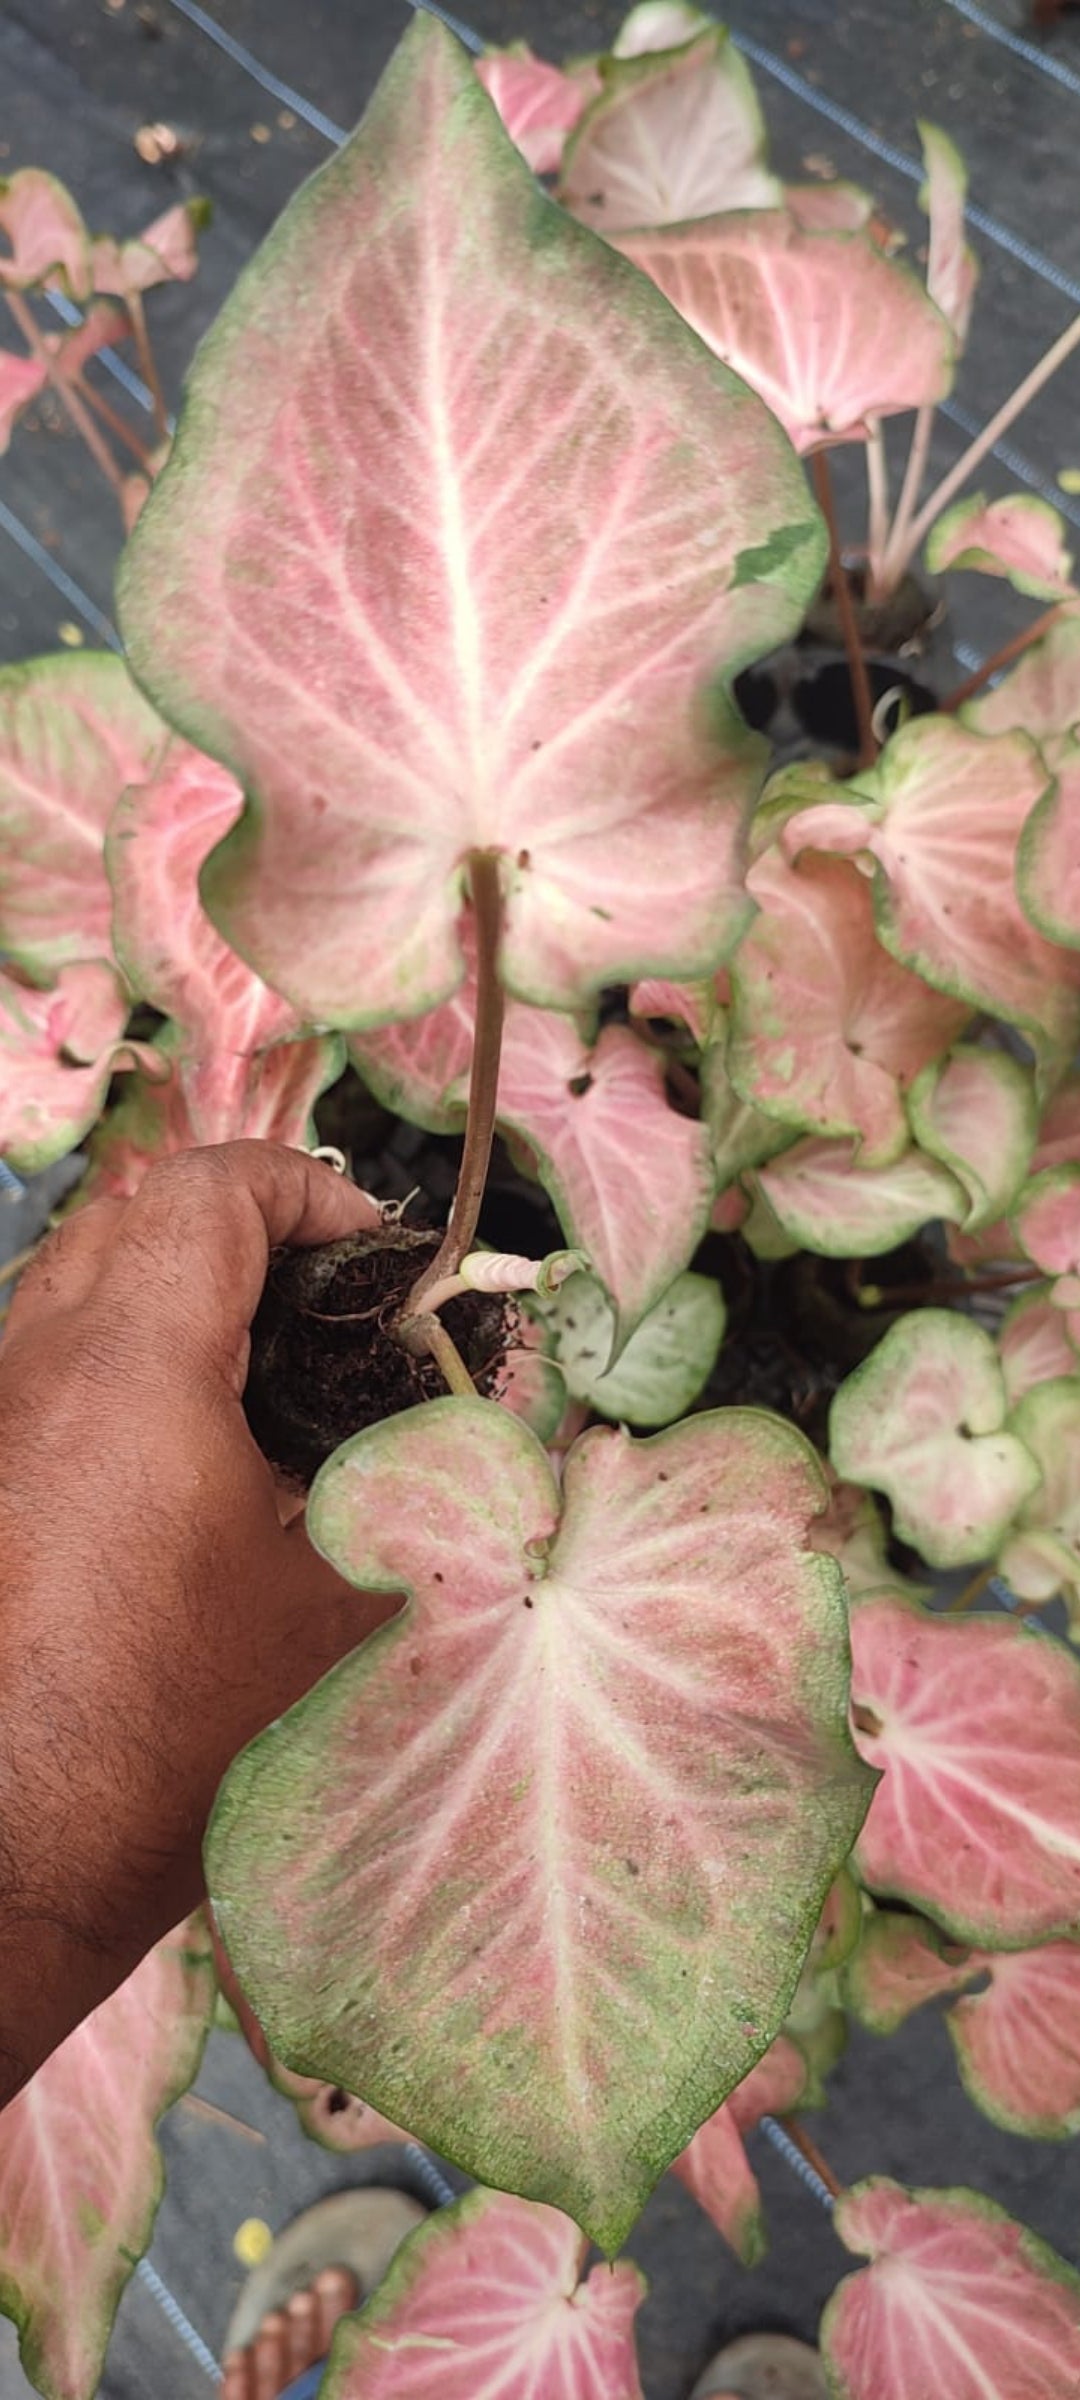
0, 1143, 397, 2093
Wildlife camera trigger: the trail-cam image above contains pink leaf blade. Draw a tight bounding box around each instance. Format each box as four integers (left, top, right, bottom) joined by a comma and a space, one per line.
475, 48, 598, 176
998, 1288, 1079, 1407
962, 604, 1080, 748
0, 1916, 214, 2400
558, 30, 780, 233
927, 492, 1075, 601
0, 961, 144, 1174
91, 199, 209, 298
1019, 737, 1080, 950
208, 1399, 872, 2250
844, 1908, 979, 2034
0, 348, 46, 453
118, 17, 823, 1028
0, 170, 91, 298
672, 2035, 806, 2264
753, 1138, 966, 1258
849, 1597, 1080, 1945
321, 2187, 646, 2400
998, 1375, 1080, 1618
918, 121, 979, 345
947, 1939, 1080, 2140
824, 2179, 1080, 2400
905, 1045, 1037, 1233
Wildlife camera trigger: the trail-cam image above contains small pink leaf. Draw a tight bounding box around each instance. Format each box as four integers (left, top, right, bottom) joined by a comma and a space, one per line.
998, 1375, 1080, 1618
849, 1596, 1080, 1944
927, 492, 1075, 601
905, 1044, 1037, 1232
1014, 1164, 1080, 1280
786, 718, 1080, 1072
320, 2187, 646, 2400
208, 1399, 872, 2249
823, 2179, 1080, 2400
829, 1310, 1039, 1567
918, 121, 978, 344
0, 348, 46, 452
998, 1289, 1078, 1406
845, 1908, 979, 2032
0, 653, 167, 980
1019, 736, 1080, 950
672, 2036, 805, 2264
753, 1138, 966, 1256
0, 1916, 214, 2400
475, 48, 598, 176
0, 169, 91, 297
612, 4, 712, 55
963, 604, 1080, 749
784, 180, 874, 232
0, 960, 147, 1174
614, 213, 952, 452
74, 1023, 339, 1201
629, 975, 715, 1046
120, 16, 821, 1028
91, 199, 209, 297
558, 29, 780, 232
730, 849, 967, 1165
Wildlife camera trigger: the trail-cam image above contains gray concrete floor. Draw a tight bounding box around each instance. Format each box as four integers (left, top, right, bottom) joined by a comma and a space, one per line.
2, 1, 1080, 2393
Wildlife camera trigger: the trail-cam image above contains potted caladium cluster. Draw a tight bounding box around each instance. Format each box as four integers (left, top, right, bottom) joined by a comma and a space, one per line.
4, 6, 1080, 2395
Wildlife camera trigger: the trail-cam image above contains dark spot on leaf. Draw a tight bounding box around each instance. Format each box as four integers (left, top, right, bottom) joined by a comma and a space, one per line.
852, 1702, 883, 1738
625, 1858, 640, 1876
433, 1571, 444, 1583
531, 740, 542, 751
326, 2088, 350, 2115
523, 1596, 534, 1609
517, 848, 531, 868
409, 1655, 423, 1677
958, 1422, 973, 1440
311, 795, 328, 815
658, 1471, 670, 1482
568, 1071, 594, 1097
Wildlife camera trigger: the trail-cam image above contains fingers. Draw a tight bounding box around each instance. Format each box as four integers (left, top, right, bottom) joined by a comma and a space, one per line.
3, 1199, 125, 1341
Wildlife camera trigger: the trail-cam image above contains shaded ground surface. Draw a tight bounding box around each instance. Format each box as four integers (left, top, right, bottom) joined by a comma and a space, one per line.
2, 0, 1080, 2392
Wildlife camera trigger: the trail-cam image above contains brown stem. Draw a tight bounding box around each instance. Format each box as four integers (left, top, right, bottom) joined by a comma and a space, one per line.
406, 850, 505, 1318
127, 290, 169, 444
72, 372, 157, 473
941, 604, 1068, 712
947, 1564, 993, 1614
777, 2115, 843, 2199
4, 289, 127, 503
811, 448, 878, 770
854, 1263, 1040, 1309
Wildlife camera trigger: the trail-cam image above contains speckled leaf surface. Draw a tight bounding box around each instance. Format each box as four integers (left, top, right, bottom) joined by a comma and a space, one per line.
848, 1598, 1080, 1945
829, 1312, 1039, 1567
119, 17, 821, 1029
614, 214, 952, 451
0, 1917, 214, 2400
823, 2180, 1080, 2400
529, 1267, 725, 1425
208, 1398, 871, 2249
0, 653, 167, 980
786, 720, 1080, 1072
730, 849, 967, 1165
927, 493, 1075, 600
672, 2036, 805, 2265
905, 1045, 1036, 1232
558, 27, 779, 233
753, 1139, 965, 1257
321, 2187, 646, 2400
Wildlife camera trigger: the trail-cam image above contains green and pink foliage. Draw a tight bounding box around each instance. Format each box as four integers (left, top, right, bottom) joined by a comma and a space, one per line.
671, 2035, 806, 2263
822, 2181, 1080, 2400
474, 48, 599, 176
0, 169, 91, 297
847, 1908, 1080, 2139
848, 1599, 1080, 1945
905, 1045, 1037, 1232
918, 121, 979, 345
751, 1138, 966, 1258
557, 24, 780, 232
90, 200, 209, 300
320, 2187, 646, 2400
927, 492, 1076, 601
0, 1917, 214, 2400
0, 303, 130, 457
208, 1399, 871, 2249
118, 15, 821, 1031
0, 960, 156, 1174
998, 1288, 1079, 1406
998, 1377, 1080, 1623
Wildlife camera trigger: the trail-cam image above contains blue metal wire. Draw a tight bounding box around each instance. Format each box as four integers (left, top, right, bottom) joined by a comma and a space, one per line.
135, 2256, 223, 2384
404, 2140, 457, 2209
0, 495, 121, 650
757, 2116, 836, 2213
0, 1158, 26, 1199
941, 0, 1080, 105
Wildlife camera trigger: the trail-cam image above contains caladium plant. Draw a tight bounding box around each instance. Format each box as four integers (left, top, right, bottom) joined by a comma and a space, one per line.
6, 7, 1080, 2397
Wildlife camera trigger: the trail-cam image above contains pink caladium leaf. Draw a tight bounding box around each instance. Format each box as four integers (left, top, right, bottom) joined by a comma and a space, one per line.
998, 1288, 1078, 1406
119, 16, 821, 1031
0, 960, 156, 1175
849, 1596, 1080, 1944
784, 180, 874, 232
614, 214, 953, 452
0, 652, 168, 981
558, 28, 780, 233
475, 47, 599, 176
672, 2036, 806, 2265
822, 2180, 1080, 2400
0, 1915, 214, 2400
809, 1477, 931, 1606
927, 492, 1075, 601
829, 1310, 1039, 1568
785, 718, 1080, 1075
949, 1072, 1080, 1269
612, 3, 711, 55
730, 848, 968, 1165
963, 603, 1080, 752
207, 1399, 872, 2249
0, 169, 91, 297
0, 349, 46, 451
918, 120, 978, 346
905, 1044, 1037, 1232
629, 975, 716, 1046
74, 1022, 340, 1202
91, 198, 210, 297
320, 2187, 646, 2400
0, 300, 134, 456
752, 1138, 966, 1258
846, 1907, 1080, 2140
1013, 1164, 1080, 1294
700, 1021, 799, 1187
1018, 735, 1080, 951
998, 1376, 1080, 1620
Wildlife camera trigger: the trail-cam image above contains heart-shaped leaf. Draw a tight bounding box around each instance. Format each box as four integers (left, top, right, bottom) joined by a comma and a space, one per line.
918, 121, 978, 345
730, 849, 967, 1165
475, 47, 599, 176
752, 1139, 966, 1258
998, 1376, 1080, 1618
0, 170, 91, 297
785, 719, 1080, 1075
1019, 737, 1080, 951
829, 1311, 1040, 1568
962, 605, 1080, 750
822, 2180, 1080, 2400
75, 1022, 341, 1202
614, 213, 952, 452
0, 961, 152, 1174
320, 2188, 646, 2400
558, 27, 780, 233
0, 653, 167, 981
91, 199, 209, 299
120, 16, 821, 1030
848, 1597, 1080, 1944
208, 1398, 872, 2250
846, 1907, 1080, 2139
905, 1045, 1037, 1232
529, 1267, 725, 1426
0, 1916, 214, 2400
672, 2035, 805, 2265
927, 493, 1075, 601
